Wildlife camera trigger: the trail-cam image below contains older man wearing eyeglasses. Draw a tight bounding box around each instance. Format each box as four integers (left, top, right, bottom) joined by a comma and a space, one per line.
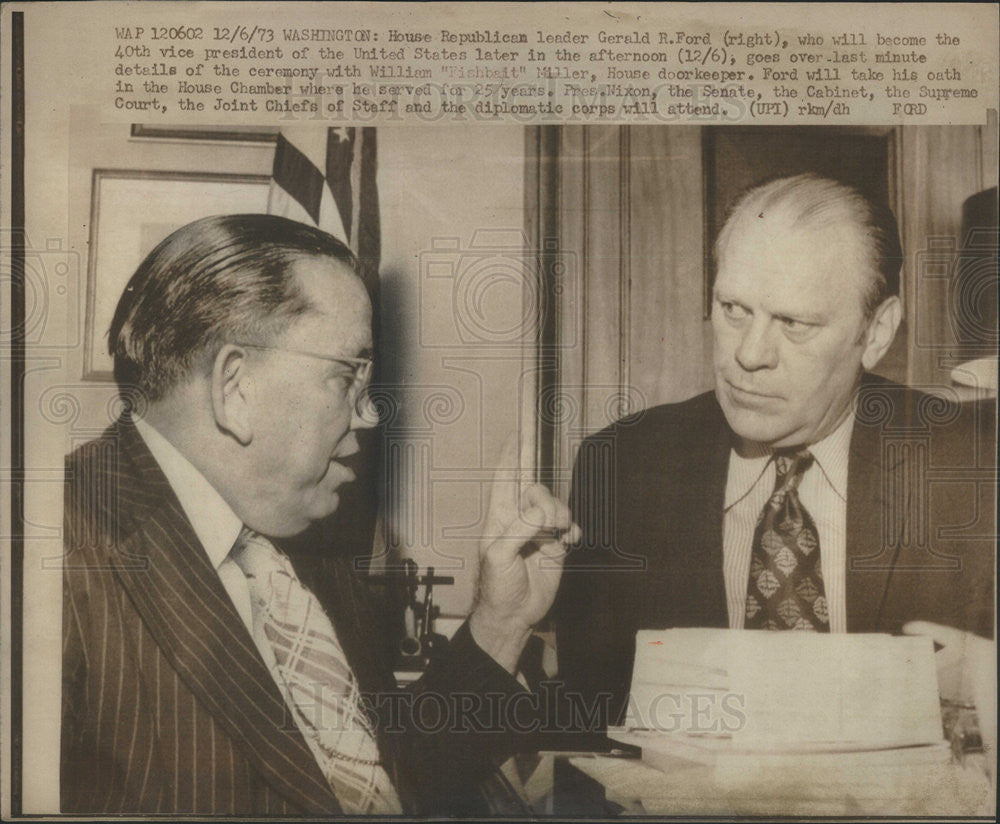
61, 214, 579, 816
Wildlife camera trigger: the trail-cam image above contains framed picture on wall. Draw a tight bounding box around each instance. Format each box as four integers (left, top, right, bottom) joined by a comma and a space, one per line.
83, 169, 271, 379
130, 124, 280, 143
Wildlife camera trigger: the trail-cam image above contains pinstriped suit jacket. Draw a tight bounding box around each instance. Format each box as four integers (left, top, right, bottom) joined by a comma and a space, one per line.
62, 415, 523, 815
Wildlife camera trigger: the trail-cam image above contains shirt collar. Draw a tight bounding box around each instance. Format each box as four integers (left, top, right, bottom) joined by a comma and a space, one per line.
806, 409, 853, 502
724, 438, 772, 509
724, 408, 854, 509
132, 415, 244, 570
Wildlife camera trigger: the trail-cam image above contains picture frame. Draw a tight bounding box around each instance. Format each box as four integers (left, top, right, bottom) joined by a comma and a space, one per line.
83, 169, 271, 379
130, 124, 280, 143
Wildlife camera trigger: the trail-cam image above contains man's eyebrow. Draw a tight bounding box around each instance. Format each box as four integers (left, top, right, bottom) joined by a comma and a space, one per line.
776, 310, 825, 324
712, 289, 746, 307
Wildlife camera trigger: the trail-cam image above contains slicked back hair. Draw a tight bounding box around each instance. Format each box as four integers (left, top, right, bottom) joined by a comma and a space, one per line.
714, 173, 902, 317
109, 213, 360, 402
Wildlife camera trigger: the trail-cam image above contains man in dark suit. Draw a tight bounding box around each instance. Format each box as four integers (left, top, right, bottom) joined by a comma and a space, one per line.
62, 214, 579, 815
556, 174, 996, 734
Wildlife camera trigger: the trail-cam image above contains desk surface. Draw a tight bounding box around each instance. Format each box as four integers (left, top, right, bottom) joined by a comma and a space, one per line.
498, 750, 995, 817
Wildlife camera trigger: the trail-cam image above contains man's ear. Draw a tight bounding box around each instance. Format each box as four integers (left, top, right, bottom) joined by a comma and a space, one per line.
211, 344, 253, 445
861, 295, 903, 371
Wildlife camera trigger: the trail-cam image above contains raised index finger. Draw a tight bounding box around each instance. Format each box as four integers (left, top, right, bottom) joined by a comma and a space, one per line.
484, 431, 526, 538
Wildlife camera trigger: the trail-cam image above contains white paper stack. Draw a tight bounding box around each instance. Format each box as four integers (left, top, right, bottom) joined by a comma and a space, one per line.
607, 629, 957, 812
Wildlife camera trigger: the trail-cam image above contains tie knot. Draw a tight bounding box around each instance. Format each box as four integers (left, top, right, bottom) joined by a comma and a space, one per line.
231, 527, 287, 580
773, 448, 814, 490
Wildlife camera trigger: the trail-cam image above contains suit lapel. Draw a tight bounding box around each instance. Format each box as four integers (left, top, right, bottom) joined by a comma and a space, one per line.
108, 418, 342, 815
657, 399, 730, 628
700, 407, 736, 628
845, 382, 907, 632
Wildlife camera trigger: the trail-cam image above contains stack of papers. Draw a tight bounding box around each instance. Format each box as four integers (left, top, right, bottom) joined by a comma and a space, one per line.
606, 629, 958, 812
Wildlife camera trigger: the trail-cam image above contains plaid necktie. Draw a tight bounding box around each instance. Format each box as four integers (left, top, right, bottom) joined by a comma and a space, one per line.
744, 450, 829, 631
231, 528, 401, 814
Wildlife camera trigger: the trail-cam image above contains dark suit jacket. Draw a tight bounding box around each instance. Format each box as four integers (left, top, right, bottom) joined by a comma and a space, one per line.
62, 415, 525, 815
555, 375, 996, 729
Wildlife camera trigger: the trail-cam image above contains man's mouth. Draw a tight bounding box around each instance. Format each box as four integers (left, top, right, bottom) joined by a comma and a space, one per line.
725, 380, 782, 402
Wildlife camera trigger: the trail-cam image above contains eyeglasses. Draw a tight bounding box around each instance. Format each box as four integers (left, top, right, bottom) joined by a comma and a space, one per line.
234, 342, 375, 417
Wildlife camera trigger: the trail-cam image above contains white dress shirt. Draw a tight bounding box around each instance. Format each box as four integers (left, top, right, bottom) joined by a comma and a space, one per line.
722, 411, 853, 632
133, 416, 253, 633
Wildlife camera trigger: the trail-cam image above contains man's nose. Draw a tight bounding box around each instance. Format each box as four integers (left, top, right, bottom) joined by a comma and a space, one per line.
350, 393, 379, 430
734, 318, 779, 371
338, 430, 361, 457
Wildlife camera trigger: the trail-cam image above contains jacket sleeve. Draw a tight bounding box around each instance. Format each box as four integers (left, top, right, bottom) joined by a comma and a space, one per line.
372, 621, 530, 815
324, 544, 530, 815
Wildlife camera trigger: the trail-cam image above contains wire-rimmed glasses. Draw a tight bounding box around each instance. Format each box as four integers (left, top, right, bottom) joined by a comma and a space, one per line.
234, 342, 375, 420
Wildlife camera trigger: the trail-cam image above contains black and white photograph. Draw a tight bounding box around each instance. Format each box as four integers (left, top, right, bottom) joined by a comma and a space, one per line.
2, 2, 997, 818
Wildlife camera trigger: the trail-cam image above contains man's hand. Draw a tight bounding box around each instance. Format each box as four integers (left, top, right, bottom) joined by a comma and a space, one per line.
902, 621, 997, 767
469, 433, 581, 674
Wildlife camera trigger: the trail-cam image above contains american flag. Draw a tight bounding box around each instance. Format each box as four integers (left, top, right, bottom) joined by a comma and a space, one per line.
268, 125, 381, 292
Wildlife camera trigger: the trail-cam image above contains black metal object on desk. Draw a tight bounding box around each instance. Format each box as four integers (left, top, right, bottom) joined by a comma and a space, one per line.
368, 559, 455, 670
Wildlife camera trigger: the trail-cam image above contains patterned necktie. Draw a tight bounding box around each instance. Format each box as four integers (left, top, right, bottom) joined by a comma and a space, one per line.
231, 528, 401, 814
745, 450, 829, 631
